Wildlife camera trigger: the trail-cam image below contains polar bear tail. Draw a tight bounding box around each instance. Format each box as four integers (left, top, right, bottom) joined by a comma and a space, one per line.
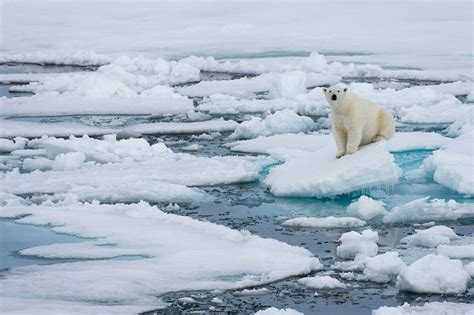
374, 108, 395, 142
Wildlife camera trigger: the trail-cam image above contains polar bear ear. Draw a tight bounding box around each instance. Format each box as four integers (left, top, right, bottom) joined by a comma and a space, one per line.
343, 87, 348, 92
322, 88, 327, 93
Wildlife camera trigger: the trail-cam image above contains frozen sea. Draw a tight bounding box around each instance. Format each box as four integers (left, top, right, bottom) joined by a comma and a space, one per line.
0, 1, 473, 314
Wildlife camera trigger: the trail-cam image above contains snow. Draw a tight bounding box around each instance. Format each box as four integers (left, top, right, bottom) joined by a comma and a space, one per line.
363, 252, 406, 284
255, 307, 303, 315
400, 226, 459, 248
42, 135, 172, 163
22, 158, 53, 172
230, 110, 315, 140
373, 302, 474, 315
178, 72, 339, 97
0, 137, 27, 152
347, 196, 386, 220
437, 245, 474, 259
281, 216, 366, 229
1, 155, 273, 195
465, 262, 474, 276
265, 142, 401, 198
424, 131, 474, 195
336, 230, 379, 259
397, 254, 470, 294
0, 119, 117, 138
51, 152, 86, 171
298, 275, 346, 289
121, 119, 238, 136
383, 197, 474, 224
0, 201, 323, 313
268, 71, 306, 99
227, 132, 452, 156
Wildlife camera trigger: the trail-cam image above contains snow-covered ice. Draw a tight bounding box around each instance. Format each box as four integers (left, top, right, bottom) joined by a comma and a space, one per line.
397, 254, 470, 294
347, 196, 386, 220
255, 308, 303, 315
282, 216, 366, 229
437, 244, 474, 259
268, 71, 306, 99
298, 275, 346, 289
363, 252, 406, 284
265, 142, 401, 198
0, 201, 323, 313
373, 302, 474, 315
400, 226, 459, 248
230, 110, 315, 140
336, 230, 379, 259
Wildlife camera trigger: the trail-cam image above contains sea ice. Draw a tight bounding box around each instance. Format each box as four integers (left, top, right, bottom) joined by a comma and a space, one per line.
437, 244, 474, 259
255, 308, 303, 315
347, 196, 386, 220
336, 229, 379, 259
397, 254, 470, 294
400, 226, 459, 248
268, 71, 306, 99
373, 302, 474, 315
265, 142, 400, 198
362, 252, 406, 283
281, 216, 366, 229
298, 275, 346, 289
0, 201, 323, 313
230, 109, 315, 140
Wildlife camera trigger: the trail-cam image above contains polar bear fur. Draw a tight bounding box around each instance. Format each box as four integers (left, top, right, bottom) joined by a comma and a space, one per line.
323, 85, 395, 158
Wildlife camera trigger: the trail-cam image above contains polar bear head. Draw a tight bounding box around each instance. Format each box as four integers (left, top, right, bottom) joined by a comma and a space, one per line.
322, 85, 348, 109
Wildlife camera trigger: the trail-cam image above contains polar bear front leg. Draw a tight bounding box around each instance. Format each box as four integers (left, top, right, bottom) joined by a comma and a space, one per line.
333, 127, 347, 158
346, 128, 362, 155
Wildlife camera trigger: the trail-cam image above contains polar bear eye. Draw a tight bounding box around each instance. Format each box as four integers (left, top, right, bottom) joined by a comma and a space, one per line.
337, 90, 340, 93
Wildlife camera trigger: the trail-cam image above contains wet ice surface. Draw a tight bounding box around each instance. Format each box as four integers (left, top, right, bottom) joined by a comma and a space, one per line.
0, 56, 473, 314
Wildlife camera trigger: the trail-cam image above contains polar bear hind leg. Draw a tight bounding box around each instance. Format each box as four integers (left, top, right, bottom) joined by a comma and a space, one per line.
372, 108, 395, 142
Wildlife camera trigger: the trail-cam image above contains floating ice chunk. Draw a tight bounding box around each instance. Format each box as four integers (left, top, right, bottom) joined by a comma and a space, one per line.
178, 297, 197, 304
298, 275, 346, 289
437, 244, 474, 259
400, 226, 459, 248
211, 297, 223, 304
424, 131, 474, 195
281, 216, 366, 228
51, 152, 86, 171
465, 262, 474, 276
255, 307, 303, 315
22, 157, 53, 172
234, 288, 270, 296
347, 196, 386, 220
230, 110, 315, 140
337, 230, 379, 259
1, 155, 274, 195
467, 91, 474, 102
383, 197, 474, 224
265, 142, 400, 198
227, 132, 450, 156
0, 93, 193, 117
445, 108, 473, 137
268, 71, 306, 99
387, 132, 452, 152
182, 144, 203, 151
0, 119, 117, 138
362, 252, 406, 283
121, 119, 238, 136
0, 202, 322, 313
373, 301, 474, 315
0, 137, 27, 153
301, 52, 328, 73
331, 254, 369, 272
10, 149, 46, 157
177, 72, 339, 97
0, 50, 111, 66
43, 135, 171, 163
397, 254, 470, 294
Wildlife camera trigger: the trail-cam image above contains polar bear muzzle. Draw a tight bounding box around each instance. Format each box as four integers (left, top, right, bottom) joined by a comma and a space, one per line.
331, 94, 337, 101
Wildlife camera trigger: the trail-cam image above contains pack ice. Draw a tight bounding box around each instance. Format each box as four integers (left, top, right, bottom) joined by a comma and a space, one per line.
265, 142, 401, 198
0, 201, 323, 313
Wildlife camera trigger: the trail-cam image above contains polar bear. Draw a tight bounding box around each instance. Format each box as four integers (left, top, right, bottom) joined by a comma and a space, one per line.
323, 85, 395, 158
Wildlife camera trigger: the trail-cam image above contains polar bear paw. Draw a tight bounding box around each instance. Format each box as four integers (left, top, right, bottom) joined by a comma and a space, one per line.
372, 135, 385, 143
336, 152, 345, 159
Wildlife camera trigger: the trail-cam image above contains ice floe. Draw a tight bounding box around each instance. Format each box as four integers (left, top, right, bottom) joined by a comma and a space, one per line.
255, 308, 303, 315
230, 109, 315, 140
0, 201, 323, 313
281, 216, 366, 229
347, 196, 386, 220
0, 137, 27, 152
383, 197, 474, 224
400, 226, 459, 248
265, 142, 401, 198
268, 71, 306, 99
424, 131, 474, 196
336, 229, 379, 259
362, 252, 406, 283
298, 275, 346, 289
437, 244, 474, 259
373, 302, 474, 315
396, 254, 470, 294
